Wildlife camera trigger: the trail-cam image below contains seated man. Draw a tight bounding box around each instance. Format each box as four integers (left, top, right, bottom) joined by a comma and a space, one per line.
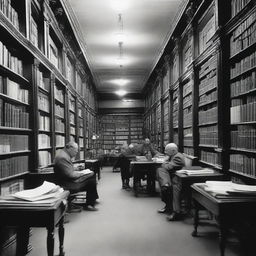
156, 143, 185, 220
113, 143, 138, 189
136, 138, 161, 191
54, 141, 99, 211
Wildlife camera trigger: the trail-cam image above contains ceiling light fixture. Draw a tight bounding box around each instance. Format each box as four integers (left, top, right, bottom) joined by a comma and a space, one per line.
111, 1, 129, 12
115, 90, 127, 96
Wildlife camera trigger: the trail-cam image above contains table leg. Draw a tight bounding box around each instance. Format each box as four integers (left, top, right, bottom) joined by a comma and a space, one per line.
47, 226, 55, 256
133, 171, 138, 197
16, 226, 29, 256
58, 216, 65, 256
192, 201, 199, 237
218, 217, 227, 256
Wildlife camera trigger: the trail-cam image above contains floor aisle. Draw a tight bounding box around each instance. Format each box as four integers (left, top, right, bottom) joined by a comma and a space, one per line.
30, 167, 242, 256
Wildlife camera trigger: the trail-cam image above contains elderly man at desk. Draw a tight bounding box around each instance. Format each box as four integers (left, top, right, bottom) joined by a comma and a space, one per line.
113, 143, 138, 189
156, 143, 185, 220
54, 141, 99, 211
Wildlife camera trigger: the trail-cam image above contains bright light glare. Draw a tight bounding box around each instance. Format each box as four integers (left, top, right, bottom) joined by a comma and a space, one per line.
115, 33, 126, 43
113, 78, 128, 86
111, 1, 129, 12
116, 57, 127, 66
115, 90, 127, 96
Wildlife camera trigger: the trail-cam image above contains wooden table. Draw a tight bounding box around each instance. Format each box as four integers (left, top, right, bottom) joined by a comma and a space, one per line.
0, 191, 69, 256
130, 161, 161, 197
85, 159, 101, 180
191, 184, 256, 256
174, 170, 224, 213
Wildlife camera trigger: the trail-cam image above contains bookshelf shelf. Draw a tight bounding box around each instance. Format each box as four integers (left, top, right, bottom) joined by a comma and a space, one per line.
0, 65, 29, 85
229, 169, 256, 180
0, 150, 31, 156
230, 148, 256, 154
0, 93, 29, 106
0, 127, 32, 132
0, 172, 29, 182
198, 121, 218, 126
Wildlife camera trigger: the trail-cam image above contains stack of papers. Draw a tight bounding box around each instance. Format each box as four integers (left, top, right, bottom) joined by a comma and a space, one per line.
176, 167, 214, 176
13, 181, 63, 201
80, 169, 93, 175
135, 156, 148, 162
204, 181, 256, 196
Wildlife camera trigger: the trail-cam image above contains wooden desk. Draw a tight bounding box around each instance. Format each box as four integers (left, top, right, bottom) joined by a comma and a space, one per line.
85, 159, 101, 180
174, 170, 224, 213
191, 184, 256, 256
130, 161, 161, 197
0, 191, 69, 256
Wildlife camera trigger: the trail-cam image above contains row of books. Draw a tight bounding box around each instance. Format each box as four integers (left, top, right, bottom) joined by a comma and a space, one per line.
183, 112, 192, 127
183, 136, 193, 147
38, 151, 51, 167
0, 0, 19, 30
55, 135, 65, 147
55, 118, 64, 132
231, 127, 256, 150
79, 127, 84, 137
183, 147, 194, 156
198, 107, 217, 125
79, 138, 84, 147
199, 72, 217, 96
0, 100, 29, 128
230, 10, 256, 56
230, 71, 256, 97
55, 104, 64, 118
0, 134, 28, 153
199, 55, 217, 79
0, 179, 24, 196
183, 93, 192, 109
199, 89, 217, 107
38, 134, 50, 149
182, 37, 193, 71
198, 14, 216, 54
200, 150, 218, 165
70, 126, 76, 135
0, 41, 23, 75
69, 112, 75, 124
37, 69, 50, 92
39, 115, 50, 131
69, 97, 76, 112
231, 0, 252, 17
0, 155, 28, 179
0, 77, 29, 104
183, 80, 192, 97
38, 93, 50, 113
199, 125, 218, 146
230, 154, 256, 177
230, 101, 256, 123
31, 16, 38, 48
230, 51, 256, 79
162, 71, 169, 93
54, 86, 64, 103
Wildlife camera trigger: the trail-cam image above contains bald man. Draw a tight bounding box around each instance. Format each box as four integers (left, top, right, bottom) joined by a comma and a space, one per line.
54, 141, 99, 211
156, 143, 185, 220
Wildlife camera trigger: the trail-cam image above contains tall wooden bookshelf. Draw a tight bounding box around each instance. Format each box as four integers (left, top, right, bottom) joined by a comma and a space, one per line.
0, 0, 98, 252
143, 0, 256, 186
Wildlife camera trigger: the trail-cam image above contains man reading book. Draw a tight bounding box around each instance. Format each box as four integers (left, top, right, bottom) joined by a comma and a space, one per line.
54, 141, 99, 211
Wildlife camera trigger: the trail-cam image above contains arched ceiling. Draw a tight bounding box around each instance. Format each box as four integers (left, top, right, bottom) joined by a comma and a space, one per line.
68, 0, 183, 99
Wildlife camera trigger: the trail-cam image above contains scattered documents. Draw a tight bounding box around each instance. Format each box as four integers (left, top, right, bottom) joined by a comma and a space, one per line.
176, 167, 214, 176
79, 168, 93, 175
136, 156, 148, 162
204, 181, 256, 196
12, 181, 63, 201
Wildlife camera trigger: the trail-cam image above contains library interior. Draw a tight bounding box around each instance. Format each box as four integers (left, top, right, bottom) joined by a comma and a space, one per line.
1, 0, 256, 255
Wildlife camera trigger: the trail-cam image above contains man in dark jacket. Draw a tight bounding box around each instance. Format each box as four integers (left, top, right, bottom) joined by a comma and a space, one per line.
113, 143, 138, 189
54, 141, 99, 211
156, 143, 185, 220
